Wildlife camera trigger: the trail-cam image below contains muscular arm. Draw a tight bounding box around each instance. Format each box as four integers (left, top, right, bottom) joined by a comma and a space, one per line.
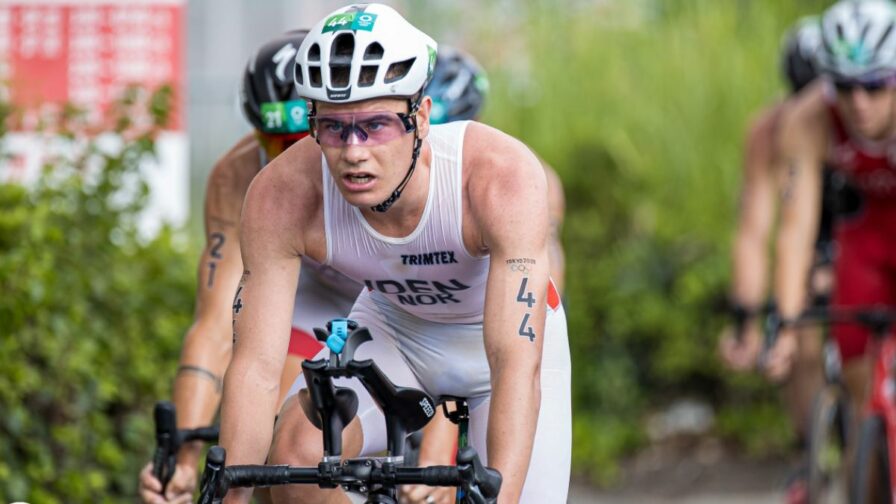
172, 137, 258, 468
219, 158, 306, 504
774, 100, 825, 322
471, 128, 551, 503
731, 106, 781, 312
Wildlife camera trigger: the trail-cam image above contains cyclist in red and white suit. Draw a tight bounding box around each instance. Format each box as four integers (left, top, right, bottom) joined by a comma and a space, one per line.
770, 0, 896, 418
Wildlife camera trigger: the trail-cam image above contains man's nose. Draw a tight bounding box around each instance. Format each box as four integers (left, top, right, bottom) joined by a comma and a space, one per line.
847, 87, 871, 108
342, 140, 369, 164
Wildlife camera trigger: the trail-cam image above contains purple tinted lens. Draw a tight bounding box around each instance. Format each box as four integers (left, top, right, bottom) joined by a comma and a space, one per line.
313, 112, 409, 147
835, 78, 890, 93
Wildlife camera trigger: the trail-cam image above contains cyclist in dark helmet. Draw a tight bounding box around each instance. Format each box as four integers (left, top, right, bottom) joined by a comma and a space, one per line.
719, 18, 828, 504
425, 45, 489, 125
722, 17, 823, 375
138, 30, 362, 504
240, 29, 315, 161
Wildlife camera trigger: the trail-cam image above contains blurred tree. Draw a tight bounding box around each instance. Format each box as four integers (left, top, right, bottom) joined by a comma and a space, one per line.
0, 86, 194, 502
475, 0, 819, 483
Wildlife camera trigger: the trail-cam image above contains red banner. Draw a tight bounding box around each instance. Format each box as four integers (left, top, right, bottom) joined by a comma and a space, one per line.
0, 0, 184, 131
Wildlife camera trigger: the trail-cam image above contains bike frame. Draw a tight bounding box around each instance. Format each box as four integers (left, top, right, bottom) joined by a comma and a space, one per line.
867, 334, 896, 502
789, 306, 896, 502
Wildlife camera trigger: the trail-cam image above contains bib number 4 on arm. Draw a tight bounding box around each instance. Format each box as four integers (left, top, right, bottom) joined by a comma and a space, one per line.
516, 277, 536, 342
508, 258, 539, 342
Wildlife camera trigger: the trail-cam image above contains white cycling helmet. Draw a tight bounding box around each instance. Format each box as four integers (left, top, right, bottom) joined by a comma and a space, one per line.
818, 0, 896, 80
294, 3, 437, 104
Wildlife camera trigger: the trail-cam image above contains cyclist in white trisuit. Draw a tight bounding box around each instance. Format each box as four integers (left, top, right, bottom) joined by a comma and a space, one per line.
138, 30, 362, 504
218, 4, 572, 504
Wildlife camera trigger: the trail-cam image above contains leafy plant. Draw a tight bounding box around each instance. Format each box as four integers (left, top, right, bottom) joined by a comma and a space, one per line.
0, 86, 194, 502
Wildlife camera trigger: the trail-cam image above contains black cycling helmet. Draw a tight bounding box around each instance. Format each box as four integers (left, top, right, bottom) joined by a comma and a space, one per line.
424, 45, 489, 124
780, 16, 821, 94
240, 29, 311, 136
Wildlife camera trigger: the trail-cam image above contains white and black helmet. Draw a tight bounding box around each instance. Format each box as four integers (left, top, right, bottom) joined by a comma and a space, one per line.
294, 3, 437, 104
818, 0, 896, 80
781, 16, 821, 93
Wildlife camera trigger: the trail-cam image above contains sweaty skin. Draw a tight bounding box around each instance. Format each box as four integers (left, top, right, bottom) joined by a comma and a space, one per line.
138, 134, 307, 504
219, 97, 553, 504
771, 78, 896, 377
720, 103, 785, 370
771, 81, 828, 381
718, 95, 824, 440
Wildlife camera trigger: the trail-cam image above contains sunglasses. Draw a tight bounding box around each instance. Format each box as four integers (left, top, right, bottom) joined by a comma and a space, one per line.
833, 76, 894, 94
310, 111, 415, 147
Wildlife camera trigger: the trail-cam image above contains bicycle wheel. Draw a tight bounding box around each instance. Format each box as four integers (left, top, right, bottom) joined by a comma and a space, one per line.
850, 415, 891, 504
808, 386, 849, 503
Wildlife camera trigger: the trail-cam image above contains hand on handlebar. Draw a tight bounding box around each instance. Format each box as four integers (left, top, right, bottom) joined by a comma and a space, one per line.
763, 327, 798, 382
718, 322, 763, 371
400, 483, 455, 504
138, 461, 197, 504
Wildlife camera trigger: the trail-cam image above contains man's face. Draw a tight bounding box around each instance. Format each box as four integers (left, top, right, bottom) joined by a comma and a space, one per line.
834, 77, 896, 140
314, 97, 430, 209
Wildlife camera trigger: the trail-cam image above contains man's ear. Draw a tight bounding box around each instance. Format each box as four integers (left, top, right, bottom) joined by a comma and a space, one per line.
416, 95, 432, 139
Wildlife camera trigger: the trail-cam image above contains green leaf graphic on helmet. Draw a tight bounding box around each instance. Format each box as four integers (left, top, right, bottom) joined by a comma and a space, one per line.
427, 45, 437, 79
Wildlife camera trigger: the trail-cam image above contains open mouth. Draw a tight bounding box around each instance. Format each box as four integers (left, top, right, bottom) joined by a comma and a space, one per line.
347, 174, 373, 184
342, 172, 377, 191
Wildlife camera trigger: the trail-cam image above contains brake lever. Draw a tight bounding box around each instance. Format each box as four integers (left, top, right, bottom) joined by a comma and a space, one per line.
456, 446, 501, 504
757, 308, 782, 371
197, 445, 227, 504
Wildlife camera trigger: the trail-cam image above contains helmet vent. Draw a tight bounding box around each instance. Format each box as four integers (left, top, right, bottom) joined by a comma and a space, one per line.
295, 64, 304, 85
385, 58, 415, 84
364, 42, 384, 60
309, 66, 322, 88
331, 65, 351, 87
359, 65, 378, 87
309, 43, 321, 62
333, 33, 355, 58
877, 22, 895, 51
329, 33, 355, 88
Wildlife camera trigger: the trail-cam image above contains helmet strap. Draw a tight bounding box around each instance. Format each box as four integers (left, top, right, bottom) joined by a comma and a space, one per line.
371, 97, 423, 213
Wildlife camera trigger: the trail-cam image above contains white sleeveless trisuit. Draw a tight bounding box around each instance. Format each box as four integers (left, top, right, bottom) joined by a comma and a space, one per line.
288, 121, 571, 502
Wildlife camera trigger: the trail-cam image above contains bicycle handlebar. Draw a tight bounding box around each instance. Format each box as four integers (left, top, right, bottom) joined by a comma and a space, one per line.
152, 401, 220, 493
196, 319, 502, 503
198, 445, 501, 504
782, 305, 896, 338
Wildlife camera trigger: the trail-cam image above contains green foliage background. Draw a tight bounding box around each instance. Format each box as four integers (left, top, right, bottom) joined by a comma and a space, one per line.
0, 88, 194, 502
471, 0, 829, 483
0, 0, 837, 499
